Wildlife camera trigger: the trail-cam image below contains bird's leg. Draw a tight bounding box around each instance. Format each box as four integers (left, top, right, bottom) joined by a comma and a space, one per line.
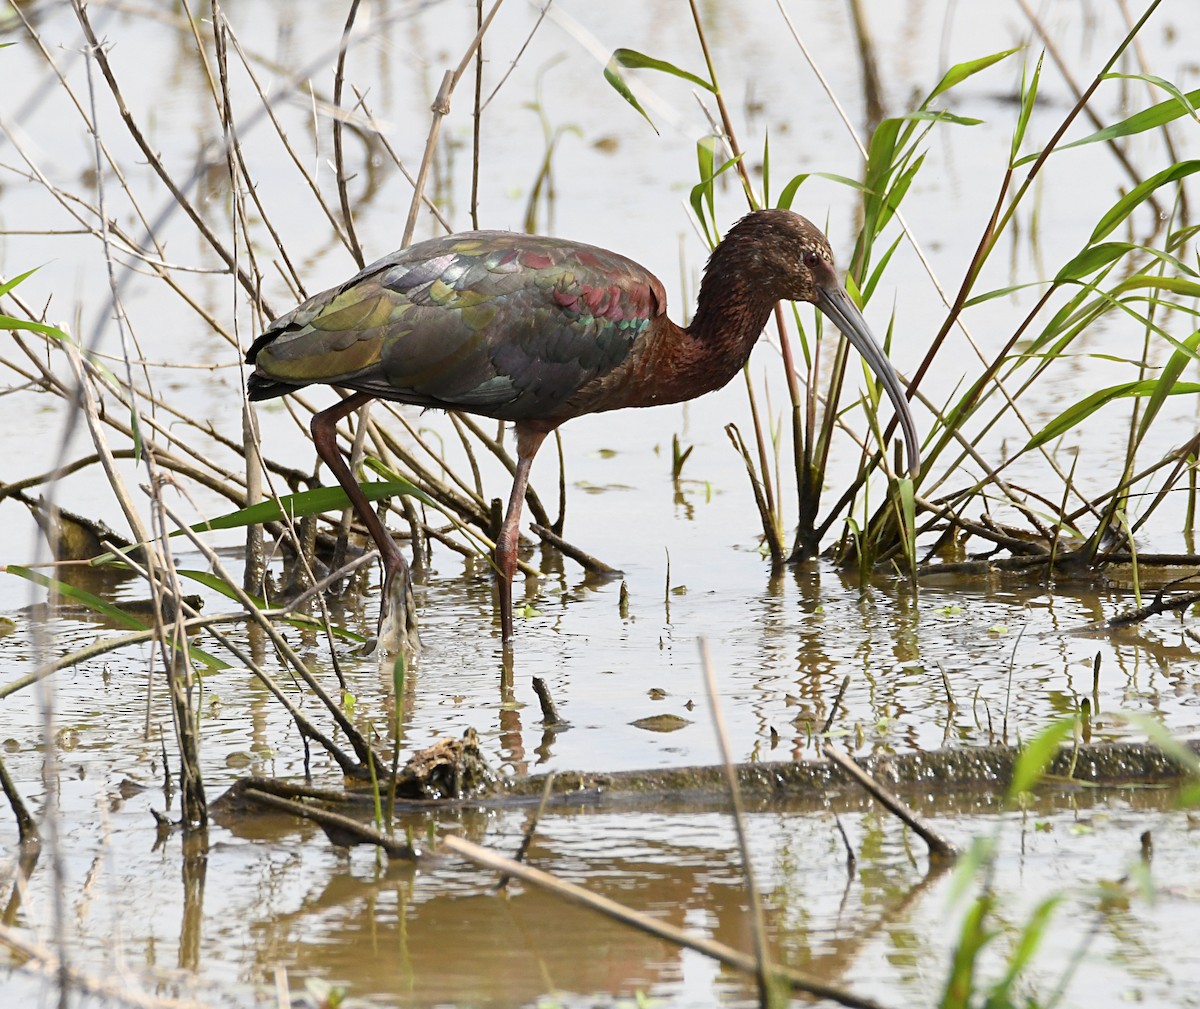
310, 392, 418, 649
495, 425, 549, 642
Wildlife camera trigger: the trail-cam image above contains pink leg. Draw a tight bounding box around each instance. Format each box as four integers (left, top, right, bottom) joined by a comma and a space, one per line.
495, 425, 548, 642
311, 393, 416, 642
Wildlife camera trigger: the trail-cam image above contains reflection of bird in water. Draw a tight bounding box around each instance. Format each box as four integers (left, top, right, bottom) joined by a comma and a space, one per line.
246, 209, 920, 645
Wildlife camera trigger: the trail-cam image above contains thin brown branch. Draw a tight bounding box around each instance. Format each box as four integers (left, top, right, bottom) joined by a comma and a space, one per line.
700, 640, 774, 1006
442, 834, 895, 1009
822, 743, 959, 862
333, 0, 366, 268
72, 0, 270, 312
402, 0, 506, 246
241, 787, 415, 859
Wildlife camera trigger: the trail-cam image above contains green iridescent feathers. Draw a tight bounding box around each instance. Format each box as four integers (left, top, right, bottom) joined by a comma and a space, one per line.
247, 231, 664, 419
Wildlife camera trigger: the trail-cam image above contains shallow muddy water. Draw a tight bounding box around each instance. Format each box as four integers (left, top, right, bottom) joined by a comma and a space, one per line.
3, 0, 1200, 1006
3, 777, 1197, 1008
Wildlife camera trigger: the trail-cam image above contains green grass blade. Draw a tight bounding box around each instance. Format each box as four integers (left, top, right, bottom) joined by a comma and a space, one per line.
863, 119, 901, 212
1011, 51, 1044, 163
603, 47, 716, 132
927, 46, 1021, 101
875, 152, 926, 234
0, 266, 41, 298
775, 171, 864, 211
1007, 715, 1078, 799
192, 479, 432, 534
175, 569, 366, 644
1090, 160, 1200, 243
603, 57, 657, 132
988, 895, 1062, 1001
3, 564, 228, 669
862, 233, 904, 304
1055, 242, 1133, 282
1135, 328, 1200, 448
608, 47, 715, 91
7, 563, 149, 631
855, 118, 902, 271
0, 314, 69, 340
891, 109, 984, 127
945, 835, 999, 908
1110, 273, 1200, 299
777, 172, 809, 210
940, 891, 997, 1009
962, 280, 1051, 308
761, 129, 770, 207
1018, 84, 1200, 165
1104, 73, 1200, 119
1026, 379, 1200, 451
689, 134, 721, 246
83, 477, 434, 570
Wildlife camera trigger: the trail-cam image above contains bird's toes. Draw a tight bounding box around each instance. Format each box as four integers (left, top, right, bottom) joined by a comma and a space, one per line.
373, 575, 421, 656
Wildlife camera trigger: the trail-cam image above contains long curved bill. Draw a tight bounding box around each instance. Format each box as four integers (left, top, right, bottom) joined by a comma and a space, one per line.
816, 283, 921, 476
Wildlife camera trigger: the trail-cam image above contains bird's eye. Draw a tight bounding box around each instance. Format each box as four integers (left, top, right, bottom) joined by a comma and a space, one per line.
803, 250, 821, 268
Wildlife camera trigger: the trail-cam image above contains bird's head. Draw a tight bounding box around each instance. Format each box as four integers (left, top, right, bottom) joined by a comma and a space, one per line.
717, 209, 922, 476
720, 209, 839, 304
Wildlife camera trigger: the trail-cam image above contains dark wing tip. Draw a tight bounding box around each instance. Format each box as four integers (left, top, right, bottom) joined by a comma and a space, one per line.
244, 327, 280, 365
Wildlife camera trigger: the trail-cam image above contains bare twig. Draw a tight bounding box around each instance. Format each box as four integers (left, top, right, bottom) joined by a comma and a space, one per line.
442, 833, 894, 1009
493, 771, 557, 892
332, 0, 366, 268
528, 524, 617, 575
0, 610, 294, 701
1107, 588, 1200, 628
822, 675, 851, 735
241, 787, 415, 860
402, 0, 506, 245
700, 639, 776, 1005
162, 501, 382, 778
822, 743, 958, 862
531, 676, 568, 727
0, 754, 40, 851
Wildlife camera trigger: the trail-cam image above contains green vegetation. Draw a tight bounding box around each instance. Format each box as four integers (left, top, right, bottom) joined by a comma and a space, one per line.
0, 3, 1197, 1007
606, 0, 1200, 587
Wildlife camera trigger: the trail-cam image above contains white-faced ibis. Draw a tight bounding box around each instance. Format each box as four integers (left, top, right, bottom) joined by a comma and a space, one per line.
246, 209, 920, 645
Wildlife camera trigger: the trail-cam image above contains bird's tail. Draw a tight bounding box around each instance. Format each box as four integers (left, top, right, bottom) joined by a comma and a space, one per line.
245, 372, 294, 401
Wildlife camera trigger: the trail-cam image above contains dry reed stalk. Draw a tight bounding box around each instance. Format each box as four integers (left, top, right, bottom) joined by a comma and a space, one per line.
441, 833, 894, 1009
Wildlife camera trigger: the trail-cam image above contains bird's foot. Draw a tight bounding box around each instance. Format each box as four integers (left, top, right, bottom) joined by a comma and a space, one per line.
371, 564, 420, 655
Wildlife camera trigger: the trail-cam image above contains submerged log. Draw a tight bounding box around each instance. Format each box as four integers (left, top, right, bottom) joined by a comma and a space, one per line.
213, 736, 1200, 823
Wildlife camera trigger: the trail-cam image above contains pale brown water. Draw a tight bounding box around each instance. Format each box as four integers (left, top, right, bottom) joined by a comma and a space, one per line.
2, 0, 1200, 1006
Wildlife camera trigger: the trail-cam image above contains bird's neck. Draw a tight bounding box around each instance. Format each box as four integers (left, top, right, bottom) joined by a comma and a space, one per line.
690, 270, 778, 338
597, 235, 781, 413
604, 288, 775, 413
680, 267, 778, 388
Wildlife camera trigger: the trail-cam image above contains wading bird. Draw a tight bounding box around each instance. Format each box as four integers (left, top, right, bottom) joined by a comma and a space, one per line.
246, 209, 920, 646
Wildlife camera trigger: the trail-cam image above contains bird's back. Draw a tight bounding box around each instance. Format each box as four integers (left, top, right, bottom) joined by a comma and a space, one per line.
246, 230, 667, 423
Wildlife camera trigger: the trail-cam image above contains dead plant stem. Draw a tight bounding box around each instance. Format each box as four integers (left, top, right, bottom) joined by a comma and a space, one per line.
402, 0, 506, 246
443, 834, 893, 1009
162, 501, 381, 777
333, 0, 366, 268
700, 639, 775, 1005
821, 743, 958, 861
